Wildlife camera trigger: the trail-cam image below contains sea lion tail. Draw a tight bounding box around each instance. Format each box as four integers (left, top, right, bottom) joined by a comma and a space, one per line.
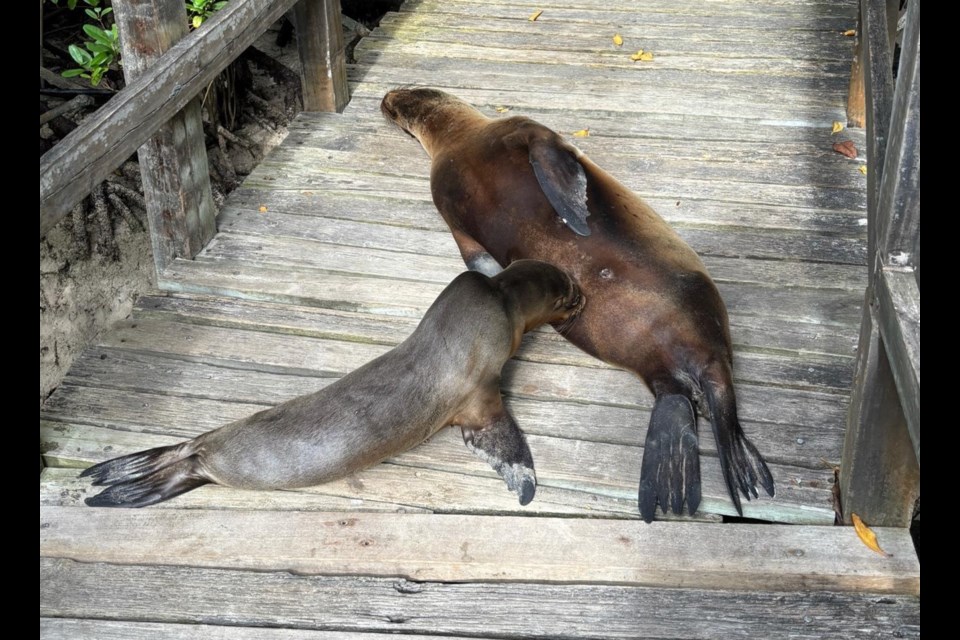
80, 442, 194, 486
84, 457, 209, 508
701, 368, 776, 517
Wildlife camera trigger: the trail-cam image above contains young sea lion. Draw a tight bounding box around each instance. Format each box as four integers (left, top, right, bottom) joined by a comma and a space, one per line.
82, 260, 583, 508
381, 88, 775, 521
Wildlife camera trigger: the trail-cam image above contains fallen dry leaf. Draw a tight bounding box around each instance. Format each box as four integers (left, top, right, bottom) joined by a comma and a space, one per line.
258, 205, 268, 213
852, 513, 891, 556
613, 34, 624, 47
495, 106, 510, 113
832, 121, 844, 134
630, 50, 654, 61
832, 140, 858, 159
528, 9, 543, 21
859, 165, 868, 175
843, 29, 857, 37
572, 128, 590, 138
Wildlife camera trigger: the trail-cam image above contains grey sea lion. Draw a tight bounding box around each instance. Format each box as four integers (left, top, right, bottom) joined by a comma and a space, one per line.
82, 259, 583, 508
381, 87, 775, 521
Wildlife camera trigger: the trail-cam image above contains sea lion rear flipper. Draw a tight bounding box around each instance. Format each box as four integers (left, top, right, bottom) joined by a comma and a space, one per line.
462, 412, 537, 505
451, 227, 503, 276
638, 394, 701, 522
527, 137, 591, 237
85, 456, 209, 508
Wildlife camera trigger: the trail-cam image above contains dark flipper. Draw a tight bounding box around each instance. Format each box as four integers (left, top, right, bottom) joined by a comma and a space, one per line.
638, 394, 700, 523
528, 137, 591, 236
80, 443, 189, 486
462, 412, 537, 505
85, 457, 209, 508
703, 382, 776, 516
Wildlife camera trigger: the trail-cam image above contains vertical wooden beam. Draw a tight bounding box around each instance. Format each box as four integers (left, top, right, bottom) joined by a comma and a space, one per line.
841, 299, 920, 527
846, 5, 866, 128
293, 0, 349, 112
112, 0, 216, 274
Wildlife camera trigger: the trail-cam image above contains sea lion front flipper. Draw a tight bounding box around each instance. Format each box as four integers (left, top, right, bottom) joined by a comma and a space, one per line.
451, 227, 503, 276
638, 394, 701, 522
527, 137, 591, 237
462, 412, 537, 505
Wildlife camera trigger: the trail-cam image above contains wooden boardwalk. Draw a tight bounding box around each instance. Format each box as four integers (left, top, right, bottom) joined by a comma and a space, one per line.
40, 0, 920, 636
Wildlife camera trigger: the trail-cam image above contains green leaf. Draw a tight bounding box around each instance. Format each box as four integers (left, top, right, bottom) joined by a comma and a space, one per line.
84, 8, 98, 20
83, 0, 100, 7
83, 24, 107, 42
86, 43, 111, 53
192, 15, 203, 29
90, 51, 110, 67
100, 6, 112, 16
67, 0, 78, 9
68, 43, 93, 65
90, 67, 104, 86
61, 69, 87, 78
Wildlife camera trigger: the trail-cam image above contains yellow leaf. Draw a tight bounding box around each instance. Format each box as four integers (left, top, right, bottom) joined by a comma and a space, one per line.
613, 34, 624, 47
631, 50, 654, 62
495, 106, 510, 113
572, 128, 590, 138
843, 29, 857, 37
832, 121, 844, 134
529, 10, 543, 21
859, 165, 868, 175
852, 513, 890, 556
259, 205, 268, 213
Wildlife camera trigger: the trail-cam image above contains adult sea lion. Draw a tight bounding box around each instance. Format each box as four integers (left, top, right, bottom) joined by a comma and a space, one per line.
82, 260, 583, 508
381, 88, 775, 521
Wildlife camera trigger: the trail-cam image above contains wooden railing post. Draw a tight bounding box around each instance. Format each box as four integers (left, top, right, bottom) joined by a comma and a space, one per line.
112, 0, 216, 274
841, 0, 920, 527
293, 0, 349, 112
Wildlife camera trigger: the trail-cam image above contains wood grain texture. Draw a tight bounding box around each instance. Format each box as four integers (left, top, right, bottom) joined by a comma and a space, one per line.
293, 0, 349, 112
40, 507, 918, 592
113, 0, 216, 272
39, 0, 299, 236
40, 558, 921, 639
40, 619, 462, 640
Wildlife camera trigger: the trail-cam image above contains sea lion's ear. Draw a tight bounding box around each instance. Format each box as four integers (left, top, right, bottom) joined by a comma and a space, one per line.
528, 138, 591, 237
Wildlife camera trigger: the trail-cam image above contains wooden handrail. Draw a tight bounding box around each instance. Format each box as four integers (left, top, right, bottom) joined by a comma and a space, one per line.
841, 0, 920, 527
39, 0, 348, 240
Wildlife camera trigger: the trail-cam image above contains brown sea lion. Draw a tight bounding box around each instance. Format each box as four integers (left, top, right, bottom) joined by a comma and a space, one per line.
381, 88, 775, 521
82, 260, 583, 508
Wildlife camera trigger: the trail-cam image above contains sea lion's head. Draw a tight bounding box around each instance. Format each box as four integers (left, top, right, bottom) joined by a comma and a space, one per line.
493, 259, 584, 333
381, 87, 487, 157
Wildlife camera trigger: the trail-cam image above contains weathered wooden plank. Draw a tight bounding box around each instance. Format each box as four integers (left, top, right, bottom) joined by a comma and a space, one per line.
293, 0, 349, 112
203, 229, 866, 294
163, 259, 864, 328
41, 458, 658, 520
39, 558, 923, 639
376, 11, 857, 61
47, 349, 846, 469
840, 302, 919, 527
399, 0, 856, 31
113, 0, 216, 272
271, 127, 869, 204
246, 141, 866, 215
40, 467, 430, 515
404, 0, 859, 18
84, 318, 854, 413
349, 75, 849, 128
39, 0, 299, 237
136, 293, 860, 357
876, 269, 920, 463
318, 97, 867, 148
876, 0, 920, 267
356, 35, 852, 79
40, 619, 462, 640
227, 180, 868, 237
39, 507, 918, 592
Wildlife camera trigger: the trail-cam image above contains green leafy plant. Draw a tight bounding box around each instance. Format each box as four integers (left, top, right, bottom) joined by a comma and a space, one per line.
186, 0, 228, 29
58, 0, 120, 86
